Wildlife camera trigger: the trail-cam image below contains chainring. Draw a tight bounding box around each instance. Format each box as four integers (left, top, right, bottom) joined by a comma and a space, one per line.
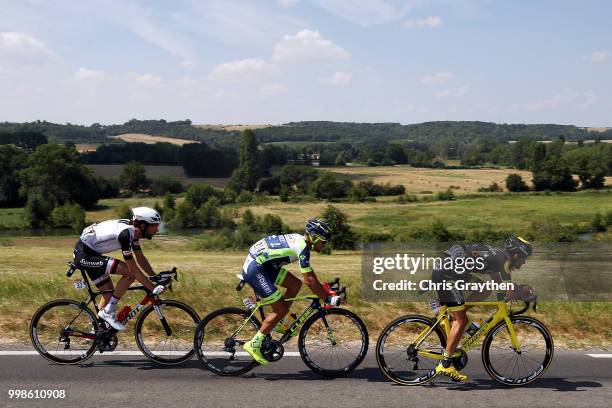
261, 340, 284, 362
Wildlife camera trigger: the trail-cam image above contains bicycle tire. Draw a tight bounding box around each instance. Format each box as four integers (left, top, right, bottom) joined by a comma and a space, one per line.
30, 299, 98, 364
135, 300, 200, 365
376, 315, 447, 385
298, 308, 368, 377
482, 315, 554, 386
194, 307, 261, 376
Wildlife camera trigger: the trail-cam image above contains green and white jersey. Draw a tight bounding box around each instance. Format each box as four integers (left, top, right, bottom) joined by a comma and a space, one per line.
247, 233, 313, 273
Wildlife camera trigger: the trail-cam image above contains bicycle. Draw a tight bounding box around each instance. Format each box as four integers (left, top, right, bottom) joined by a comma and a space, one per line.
30, 262, 200, 365
194, 276, 369, 377
376, 298, 554, 386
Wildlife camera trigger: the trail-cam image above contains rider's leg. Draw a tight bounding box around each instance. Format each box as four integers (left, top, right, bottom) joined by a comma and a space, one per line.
259, 294, 289, 334
279, 270, 302, 308
445, 308, 468, 355
108, 261, 136, 301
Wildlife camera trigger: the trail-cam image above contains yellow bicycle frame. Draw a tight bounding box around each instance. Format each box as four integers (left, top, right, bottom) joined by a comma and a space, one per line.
414, 301, 522, 361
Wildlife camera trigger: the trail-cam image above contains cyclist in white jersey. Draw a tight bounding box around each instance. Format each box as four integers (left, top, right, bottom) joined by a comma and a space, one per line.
73, 207, 164, 330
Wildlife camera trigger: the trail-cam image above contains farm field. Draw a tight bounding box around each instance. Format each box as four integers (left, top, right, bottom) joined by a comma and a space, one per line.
327, 165, 534, 193
110, 133, 198, 145
85, 164, 228, 187
0, 236, 609, 348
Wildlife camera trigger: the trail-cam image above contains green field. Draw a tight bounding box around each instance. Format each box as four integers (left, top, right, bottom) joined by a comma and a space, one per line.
0, 236, 609, 348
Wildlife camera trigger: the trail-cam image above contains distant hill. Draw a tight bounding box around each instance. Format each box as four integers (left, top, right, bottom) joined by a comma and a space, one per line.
2, 119, 612, 146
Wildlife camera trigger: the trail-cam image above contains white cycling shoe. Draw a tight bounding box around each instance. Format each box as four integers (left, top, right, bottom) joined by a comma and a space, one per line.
98, 310, 126, 331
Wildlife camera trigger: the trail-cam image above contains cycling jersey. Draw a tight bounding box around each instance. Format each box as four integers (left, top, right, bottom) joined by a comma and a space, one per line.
79, 219, 141, 260
241, 234, 312, 302
73, 219, 141, 286
432, 243, 512, 310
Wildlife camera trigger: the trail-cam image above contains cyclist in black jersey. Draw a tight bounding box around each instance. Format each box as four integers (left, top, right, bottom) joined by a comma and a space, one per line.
432, 236, 533, 381
72, 207, 163, 330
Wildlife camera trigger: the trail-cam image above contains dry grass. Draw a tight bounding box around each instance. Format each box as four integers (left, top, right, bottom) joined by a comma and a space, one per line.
110, 133, 198, 145
326, 166, 535, 193
74, 143, 100, 153
0, 236, 609, 348
195, 124, 273, 132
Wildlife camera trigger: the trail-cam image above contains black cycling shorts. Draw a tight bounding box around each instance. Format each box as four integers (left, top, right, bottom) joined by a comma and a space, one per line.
72, 240, 118, 286
432, 268, 465, 311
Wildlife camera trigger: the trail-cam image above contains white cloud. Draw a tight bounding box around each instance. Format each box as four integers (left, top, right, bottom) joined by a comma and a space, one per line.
0, 32, 55, 66
74, 67, 106, 82
321, 71, 353, 86
261, 83, 288, 97
99, 1, 197, 63
437, 85, 470, 98
272, 30, 350, 63
278, 0, 300, 8
421, 72, 454, 83
315, 0, 416, 26
209, 58, 279, 79
403, 16, 441, 28
582, 51, 609, 63
523, 90, 597, 111
191, 0, 307, 48
135, 73, 161, 87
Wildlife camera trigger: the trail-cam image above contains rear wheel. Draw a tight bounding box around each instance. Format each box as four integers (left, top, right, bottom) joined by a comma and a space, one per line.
298, 308, 368, 377
482, 316, 554, 386
194, 307, 261, 376
30, 299, 98, 364
135, 300, 200, 365
376, 315, 446, 385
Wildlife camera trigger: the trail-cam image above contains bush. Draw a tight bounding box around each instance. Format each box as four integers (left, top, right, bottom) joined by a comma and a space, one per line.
382, 182, 405, 195
24, 192, 53, 228
151, 176, 184, 196
437, 188, 455, 201
397, 194, 418, 203
348, 186, 370, 202
526, 219, 577, 242
50, 203, 85, 231
320, 205, 356, 250
259, 175, 280, 195
478, 182, 502, 193
591, 213, 607, 232
115, 204, 132, 220
185, 183, 218, 208
171, 201, 199, 227
198, 198, 222, 228
506, 174, 529, 192
309, 173, 350, 199
236, 190, 254, 203
359, 231, 393, 242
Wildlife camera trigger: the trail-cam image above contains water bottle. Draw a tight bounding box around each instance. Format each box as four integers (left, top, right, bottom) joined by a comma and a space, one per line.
465, 320, 481, 337
116, 306, 132, 322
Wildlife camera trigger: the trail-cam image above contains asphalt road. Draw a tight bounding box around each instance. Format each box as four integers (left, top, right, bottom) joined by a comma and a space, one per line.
0, 350, 610, 408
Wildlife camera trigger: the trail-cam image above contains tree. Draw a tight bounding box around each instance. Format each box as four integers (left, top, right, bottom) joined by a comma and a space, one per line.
24, 191, 53, 228
227, 129, 261, 192
309, 173, 350, 199
505, 173, 529, 192
0, 144, 26, 206
532, 157, 577, 191
531, 143, 547, 171
49, 202, 86, 231
320, 205, 356, 250
120, 161, 150, 192
18, 143, 99, 208
185, 183, 219, 208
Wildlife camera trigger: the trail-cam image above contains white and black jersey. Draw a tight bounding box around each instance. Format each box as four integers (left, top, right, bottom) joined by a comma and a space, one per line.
79, 219, 141, 260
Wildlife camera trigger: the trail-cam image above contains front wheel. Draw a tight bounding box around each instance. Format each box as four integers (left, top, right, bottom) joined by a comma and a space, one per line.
298, 308, 368, 377
194, 307, 261, 376
482, 316, 554, 386
30, 299, 98, 364
135, 300, 200, 365
376, 315, 446, 385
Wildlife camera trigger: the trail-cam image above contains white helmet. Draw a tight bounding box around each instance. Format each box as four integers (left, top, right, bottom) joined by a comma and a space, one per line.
132, 207, 161, 224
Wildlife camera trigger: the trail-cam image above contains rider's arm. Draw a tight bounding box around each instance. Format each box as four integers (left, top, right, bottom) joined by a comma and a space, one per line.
133, 241, 155, 276
118, 231, 155, 292
302, 271, 329, 300
492, 259, 515, 300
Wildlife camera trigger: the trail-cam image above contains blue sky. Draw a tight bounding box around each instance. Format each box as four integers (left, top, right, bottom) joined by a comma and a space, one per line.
0, 0, 610, 126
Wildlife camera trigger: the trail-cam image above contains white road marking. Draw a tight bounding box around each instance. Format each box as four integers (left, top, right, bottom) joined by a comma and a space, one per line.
0, 350, 301, 357
586, 354, 612, 358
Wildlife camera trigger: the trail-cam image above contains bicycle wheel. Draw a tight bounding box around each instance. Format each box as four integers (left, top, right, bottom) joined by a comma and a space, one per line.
135, 300, 200, 365
30, 299, 98, 364
194, 307, 261, 376
298, 308, 368, 377
482, 316, 554, 386
376, 315, 446, 385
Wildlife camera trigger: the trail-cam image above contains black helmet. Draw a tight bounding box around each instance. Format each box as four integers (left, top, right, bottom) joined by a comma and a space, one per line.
305, 219, 332, 241
505, 236, 532, 257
